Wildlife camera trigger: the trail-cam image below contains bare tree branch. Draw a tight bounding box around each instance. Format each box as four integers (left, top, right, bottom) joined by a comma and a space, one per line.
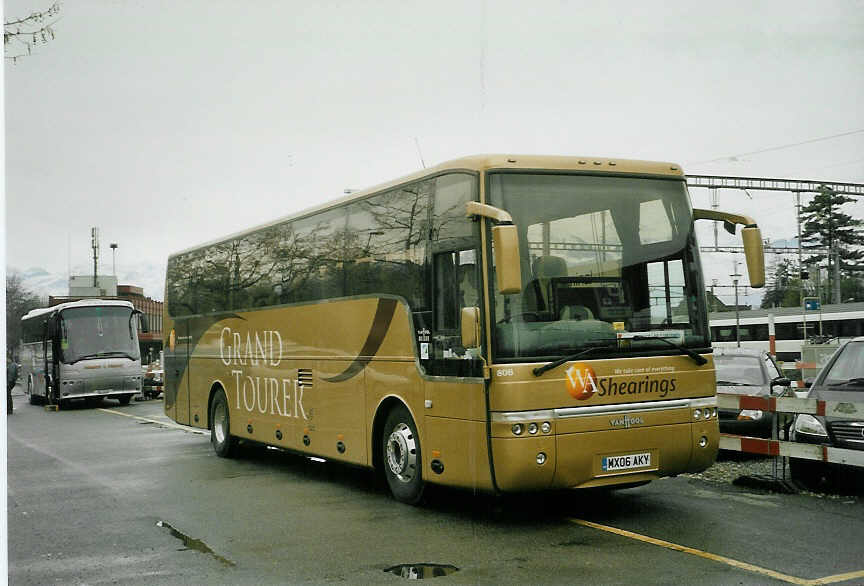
5, 2, 61, 63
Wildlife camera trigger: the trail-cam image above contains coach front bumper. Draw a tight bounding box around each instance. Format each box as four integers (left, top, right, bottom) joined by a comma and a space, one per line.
489, 398, 719, 491
57, 374, 142, 399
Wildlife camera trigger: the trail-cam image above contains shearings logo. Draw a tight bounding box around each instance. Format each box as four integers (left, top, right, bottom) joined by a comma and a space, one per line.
565, 363, 598, 400
565, 364, 679, 401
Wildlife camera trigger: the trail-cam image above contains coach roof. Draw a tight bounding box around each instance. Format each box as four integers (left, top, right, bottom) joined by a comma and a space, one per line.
21, 299, 135, 322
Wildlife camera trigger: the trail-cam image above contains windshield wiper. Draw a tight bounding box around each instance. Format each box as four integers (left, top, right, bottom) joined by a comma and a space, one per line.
630, 336, 708, 366
533, 335, 708, 377
827, 377, 864, 387
716, 380, 747, 386
533, 341, 618, 377
70, 351, 135, 364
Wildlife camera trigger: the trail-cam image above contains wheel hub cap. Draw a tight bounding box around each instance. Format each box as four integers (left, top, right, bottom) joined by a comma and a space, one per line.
386, 423, 417, 483
214, 403, 227, 444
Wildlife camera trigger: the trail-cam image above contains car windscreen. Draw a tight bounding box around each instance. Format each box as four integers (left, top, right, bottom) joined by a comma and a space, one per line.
818, 341, 864, 389
714, 355, 766, 386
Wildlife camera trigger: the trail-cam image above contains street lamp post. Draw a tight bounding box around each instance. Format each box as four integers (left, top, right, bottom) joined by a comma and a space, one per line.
731, 268, 742, 348
110, 243, 118, 277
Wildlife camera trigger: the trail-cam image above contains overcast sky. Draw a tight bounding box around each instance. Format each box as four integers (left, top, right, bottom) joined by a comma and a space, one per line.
4, 0, 864, 304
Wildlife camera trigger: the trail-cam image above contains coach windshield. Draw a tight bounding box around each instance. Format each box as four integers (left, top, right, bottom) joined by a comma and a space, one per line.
59, 306, 141, 364
487, 172, 709, 362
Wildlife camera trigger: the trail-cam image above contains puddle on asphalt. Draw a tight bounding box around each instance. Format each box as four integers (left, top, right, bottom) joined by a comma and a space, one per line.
156, 521, 235, 567
384, 564, 459, 579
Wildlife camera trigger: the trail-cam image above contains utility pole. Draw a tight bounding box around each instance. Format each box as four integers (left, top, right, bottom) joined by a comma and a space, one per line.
711, 187, 719, 250
91, 227, 100, 288
834, 247, 842, 304
795, 191, 803, 307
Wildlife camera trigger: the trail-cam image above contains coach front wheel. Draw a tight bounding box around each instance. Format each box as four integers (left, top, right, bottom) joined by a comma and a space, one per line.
210, 389, 237, 458
382, 405, 424, 504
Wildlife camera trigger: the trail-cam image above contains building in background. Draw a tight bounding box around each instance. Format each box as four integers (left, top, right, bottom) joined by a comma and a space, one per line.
68, 275, 118, 297
49, 280, 163, 364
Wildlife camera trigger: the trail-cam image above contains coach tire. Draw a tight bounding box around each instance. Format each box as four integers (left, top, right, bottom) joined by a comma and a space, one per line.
118, 394, 132, 406
382, 404, 424, 504
44, 378, 54, 407
210, 389, 237, 458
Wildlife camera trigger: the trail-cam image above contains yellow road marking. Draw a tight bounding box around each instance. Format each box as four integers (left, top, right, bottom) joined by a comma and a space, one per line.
814, 569, 864, 585
97, 408, 208, 435
569, 518, 863, 585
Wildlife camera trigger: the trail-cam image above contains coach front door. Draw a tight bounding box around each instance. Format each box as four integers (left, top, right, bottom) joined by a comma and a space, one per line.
165, 320, 191, 424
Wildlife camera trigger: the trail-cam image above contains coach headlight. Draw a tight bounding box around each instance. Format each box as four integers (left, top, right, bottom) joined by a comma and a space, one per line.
511, 424, 524, 436
692, 409, 703, 420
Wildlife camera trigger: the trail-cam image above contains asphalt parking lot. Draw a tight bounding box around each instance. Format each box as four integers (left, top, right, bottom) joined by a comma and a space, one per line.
6, 385, 864, 585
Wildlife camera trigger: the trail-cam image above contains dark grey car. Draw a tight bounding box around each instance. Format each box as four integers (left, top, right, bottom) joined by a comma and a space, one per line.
714, 349, 791, 438
791, 337, 864, 488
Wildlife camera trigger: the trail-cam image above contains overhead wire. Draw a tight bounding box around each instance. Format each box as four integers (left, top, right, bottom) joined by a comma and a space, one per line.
689, 129, 864, 165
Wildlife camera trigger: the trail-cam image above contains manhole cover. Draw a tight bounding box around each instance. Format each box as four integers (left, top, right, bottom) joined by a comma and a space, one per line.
384, 563, 459, 579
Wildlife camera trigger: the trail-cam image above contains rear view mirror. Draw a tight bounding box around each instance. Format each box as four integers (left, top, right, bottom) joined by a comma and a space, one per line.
132, 310, 150, 334
693, 209, 765, 288
461, 307, 481, 349
742, 227, 765, 288
465, 202, 523, 295
492, 225, 522, 294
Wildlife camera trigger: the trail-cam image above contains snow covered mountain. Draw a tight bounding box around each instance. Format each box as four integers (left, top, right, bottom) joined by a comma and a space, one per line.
9, 263, 166, 302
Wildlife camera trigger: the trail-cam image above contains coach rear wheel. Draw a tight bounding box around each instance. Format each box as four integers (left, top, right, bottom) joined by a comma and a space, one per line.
210, 389, 237, 458
44, 378, 55, 406
382, 405, 424, 504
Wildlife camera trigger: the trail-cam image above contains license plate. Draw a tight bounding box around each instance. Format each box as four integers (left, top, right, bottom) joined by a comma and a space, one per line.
601, 452, 651, 472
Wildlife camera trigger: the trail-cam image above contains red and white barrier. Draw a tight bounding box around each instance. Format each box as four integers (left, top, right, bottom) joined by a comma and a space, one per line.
717, 392, 864, 468
719, 434, 864, 467
716, 394, 863, 421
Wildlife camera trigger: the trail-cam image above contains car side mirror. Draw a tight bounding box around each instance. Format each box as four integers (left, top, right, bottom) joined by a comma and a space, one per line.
770, 377, 791, 395
803, 377, 815, 389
